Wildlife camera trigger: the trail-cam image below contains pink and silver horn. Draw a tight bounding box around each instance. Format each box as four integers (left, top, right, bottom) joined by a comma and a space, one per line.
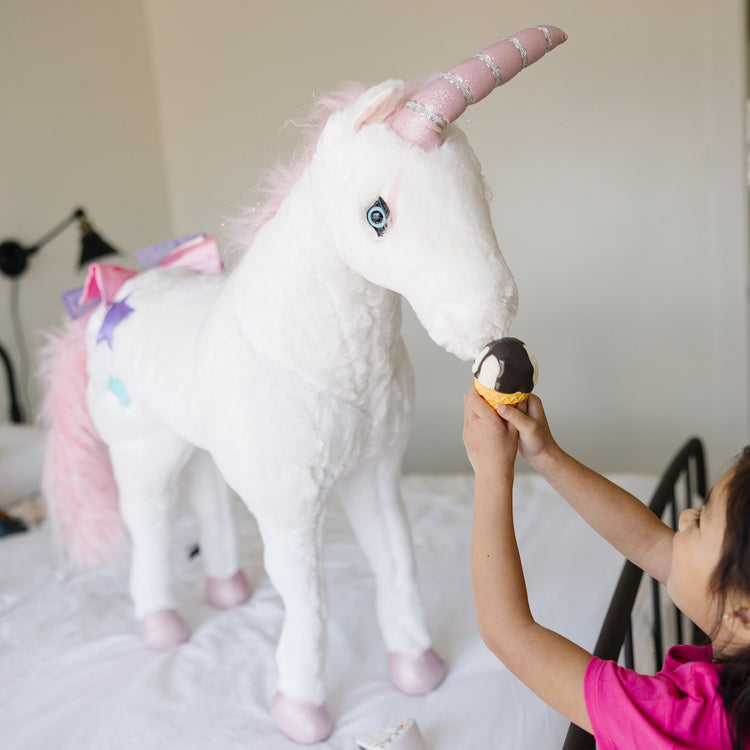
390, 25, 567, 149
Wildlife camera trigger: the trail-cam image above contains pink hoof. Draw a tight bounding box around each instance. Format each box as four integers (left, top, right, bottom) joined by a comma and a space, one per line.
388, 647, 446, 695
271, 692, 333, 744
140, 609, 190, 650
206, 570, 251, 609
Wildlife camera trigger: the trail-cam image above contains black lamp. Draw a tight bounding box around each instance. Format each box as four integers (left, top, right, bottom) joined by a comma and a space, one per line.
0, 207, 119, 278
0, 207, 120, 423
0, 341, 23, 423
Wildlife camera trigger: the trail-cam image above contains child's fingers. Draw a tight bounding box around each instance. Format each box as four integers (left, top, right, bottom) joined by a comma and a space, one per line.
463, 387, 484, 420
524, 394, 543, 419
496, 402, 533, 430
465, 383, 501, 418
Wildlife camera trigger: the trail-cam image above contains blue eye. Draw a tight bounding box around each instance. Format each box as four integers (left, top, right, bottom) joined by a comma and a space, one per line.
367, 197, 390, 237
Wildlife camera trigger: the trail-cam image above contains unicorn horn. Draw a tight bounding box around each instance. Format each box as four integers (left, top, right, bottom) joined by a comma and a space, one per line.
390, 25, 567, 149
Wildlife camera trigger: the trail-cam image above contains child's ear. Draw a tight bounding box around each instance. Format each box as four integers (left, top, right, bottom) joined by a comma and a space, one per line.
724, 605, 750, 642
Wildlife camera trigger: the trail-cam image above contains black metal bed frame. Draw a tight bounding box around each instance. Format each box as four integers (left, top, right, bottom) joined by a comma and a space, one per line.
562, 437, 707, 750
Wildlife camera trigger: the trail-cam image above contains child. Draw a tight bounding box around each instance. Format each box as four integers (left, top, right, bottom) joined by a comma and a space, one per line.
463, 386, 750, 749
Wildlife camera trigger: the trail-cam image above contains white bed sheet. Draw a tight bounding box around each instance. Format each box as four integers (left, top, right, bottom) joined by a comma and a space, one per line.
0, 424, 45, 509
0, 451, 656, 750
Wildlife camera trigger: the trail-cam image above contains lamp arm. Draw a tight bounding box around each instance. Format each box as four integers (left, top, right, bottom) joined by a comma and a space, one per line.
26, 207, 85, 257
0, 341, 24, 423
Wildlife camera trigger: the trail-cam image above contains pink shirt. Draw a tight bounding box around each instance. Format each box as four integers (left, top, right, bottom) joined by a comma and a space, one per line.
584, 644, 731, 749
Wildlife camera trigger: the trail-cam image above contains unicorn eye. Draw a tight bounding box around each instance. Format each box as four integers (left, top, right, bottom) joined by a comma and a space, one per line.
366, 197, 390, 237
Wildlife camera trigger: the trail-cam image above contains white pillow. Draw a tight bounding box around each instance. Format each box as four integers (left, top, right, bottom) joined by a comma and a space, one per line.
0, 424, 45, 509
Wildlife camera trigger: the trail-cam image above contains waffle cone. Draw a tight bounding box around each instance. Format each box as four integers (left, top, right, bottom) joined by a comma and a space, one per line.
473, 378, 529, 408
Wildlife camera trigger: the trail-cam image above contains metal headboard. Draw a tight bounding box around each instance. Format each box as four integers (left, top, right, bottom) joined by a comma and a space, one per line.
562, 437, 707, 750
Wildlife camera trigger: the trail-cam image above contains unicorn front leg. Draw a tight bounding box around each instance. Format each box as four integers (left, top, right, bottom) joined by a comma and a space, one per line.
336, 450, 446, 694
250, 489, 333, 745
107, 430, 193, 649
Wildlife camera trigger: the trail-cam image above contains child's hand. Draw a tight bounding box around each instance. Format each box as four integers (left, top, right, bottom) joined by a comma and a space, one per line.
463, 385, 519, 479
496, 395, 556, 467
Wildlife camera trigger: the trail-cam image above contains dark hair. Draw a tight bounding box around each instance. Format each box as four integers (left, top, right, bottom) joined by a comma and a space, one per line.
711, 446, 750, 749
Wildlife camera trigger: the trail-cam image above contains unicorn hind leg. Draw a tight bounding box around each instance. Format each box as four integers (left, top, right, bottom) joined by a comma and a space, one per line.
336, 450, 446, 695
181, 449, 251, 608
107, 429, 193, 649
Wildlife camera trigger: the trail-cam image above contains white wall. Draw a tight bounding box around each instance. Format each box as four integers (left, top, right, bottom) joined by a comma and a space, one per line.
0, 0, 172, 419
2, 0, 748, 480
142, 0, 750, 477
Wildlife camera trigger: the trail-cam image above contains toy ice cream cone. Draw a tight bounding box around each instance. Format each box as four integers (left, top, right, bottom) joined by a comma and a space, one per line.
472, 337, 538, 408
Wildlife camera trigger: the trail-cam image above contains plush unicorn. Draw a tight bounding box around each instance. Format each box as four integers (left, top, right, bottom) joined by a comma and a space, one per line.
40, 25, 566, 744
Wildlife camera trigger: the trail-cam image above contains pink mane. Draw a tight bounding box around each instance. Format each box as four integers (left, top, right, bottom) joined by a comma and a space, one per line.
226, 82, 367, 263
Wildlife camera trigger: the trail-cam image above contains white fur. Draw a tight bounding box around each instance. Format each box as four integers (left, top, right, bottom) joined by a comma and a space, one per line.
82, 82, 516, 736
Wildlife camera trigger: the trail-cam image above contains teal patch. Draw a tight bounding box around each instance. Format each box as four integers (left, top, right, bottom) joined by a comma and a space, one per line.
107, 377, 131, 407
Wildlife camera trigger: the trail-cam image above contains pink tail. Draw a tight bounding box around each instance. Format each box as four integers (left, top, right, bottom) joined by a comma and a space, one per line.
39, 315, 126, 566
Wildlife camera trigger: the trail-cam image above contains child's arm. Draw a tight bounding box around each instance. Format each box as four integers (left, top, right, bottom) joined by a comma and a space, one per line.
464, 386, 593, 732
496, 394, 674, 585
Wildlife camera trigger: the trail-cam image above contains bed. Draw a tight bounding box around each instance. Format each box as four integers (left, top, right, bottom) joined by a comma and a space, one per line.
0, 422, 698, 750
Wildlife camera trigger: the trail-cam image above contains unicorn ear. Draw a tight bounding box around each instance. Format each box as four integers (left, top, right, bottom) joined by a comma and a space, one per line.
352, 80, 406, 131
